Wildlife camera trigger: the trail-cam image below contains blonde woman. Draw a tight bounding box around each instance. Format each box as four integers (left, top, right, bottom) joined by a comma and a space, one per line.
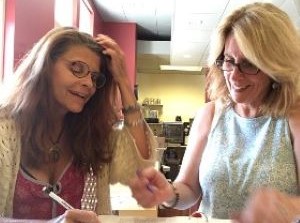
130, 3, 300, 222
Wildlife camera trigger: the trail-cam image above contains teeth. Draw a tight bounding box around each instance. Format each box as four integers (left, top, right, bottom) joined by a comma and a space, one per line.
73, 92, 86, 99
233, 86, 246, 90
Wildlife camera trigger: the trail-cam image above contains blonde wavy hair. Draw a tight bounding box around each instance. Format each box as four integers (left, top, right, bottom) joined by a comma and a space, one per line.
206, 2, 300, 116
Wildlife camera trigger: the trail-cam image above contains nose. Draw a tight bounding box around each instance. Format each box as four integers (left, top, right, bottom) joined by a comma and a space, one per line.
229, 65, 245, 80
81, 72, 94, 88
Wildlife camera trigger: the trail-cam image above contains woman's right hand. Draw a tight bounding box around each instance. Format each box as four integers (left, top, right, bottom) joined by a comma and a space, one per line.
129, 167, 175, 208
51, 209, 100, 223
94, 34, 127, 84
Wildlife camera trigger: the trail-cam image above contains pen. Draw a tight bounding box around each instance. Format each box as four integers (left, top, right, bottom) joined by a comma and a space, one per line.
43, 186, 74, 210
136, 169, 154, 193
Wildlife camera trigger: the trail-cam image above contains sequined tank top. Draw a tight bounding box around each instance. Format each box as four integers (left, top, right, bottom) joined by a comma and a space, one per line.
199, 106, 299, 219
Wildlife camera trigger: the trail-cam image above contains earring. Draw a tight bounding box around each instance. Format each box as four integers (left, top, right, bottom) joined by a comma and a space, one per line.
272, 82, 279, 90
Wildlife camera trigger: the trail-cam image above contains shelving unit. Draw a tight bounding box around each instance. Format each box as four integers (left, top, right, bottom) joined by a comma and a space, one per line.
142, 104, 163, 123
142, 104, 163, 115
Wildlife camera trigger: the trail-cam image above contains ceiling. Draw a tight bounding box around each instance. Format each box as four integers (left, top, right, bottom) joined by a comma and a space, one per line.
92, 0, 300, 74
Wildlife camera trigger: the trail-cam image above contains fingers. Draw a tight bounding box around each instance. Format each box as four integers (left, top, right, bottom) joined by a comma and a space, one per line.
129, 167, 173, 208
64, 209, 100, 223
94, 34, 126, 82
129, 169, 159, 208
94, 34, 123, 57
135, 167, 168, 189
233, 188, 299, 223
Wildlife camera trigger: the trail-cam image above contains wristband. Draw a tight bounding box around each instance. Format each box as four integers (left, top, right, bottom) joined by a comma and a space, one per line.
161, 182, 180, 209
124, 117, 144, 127
122, 103, 141, 114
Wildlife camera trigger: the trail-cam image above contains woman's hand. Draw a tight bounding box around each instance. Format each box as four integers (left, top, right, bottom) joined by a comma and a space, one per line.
232, 188, 300, 223
51, 209, 100, 223
94, 34, 127, 84
129, 167, 175, 208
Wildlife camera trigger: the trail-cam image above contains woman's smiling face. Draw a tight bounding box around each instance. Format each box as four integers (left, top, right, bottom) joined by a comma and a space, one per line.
223, 35, 272, 107
51, 45, 100, 115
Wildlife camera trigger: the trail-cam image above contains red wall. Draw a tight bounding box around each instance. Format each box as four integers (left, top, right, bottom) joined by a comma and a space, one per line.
87, 0, 104, 35
15, 0, 55, 61
103, 23, 137, 88
3, 0, 15, 78
4, 0, 55, 76
89, 0, 137, 88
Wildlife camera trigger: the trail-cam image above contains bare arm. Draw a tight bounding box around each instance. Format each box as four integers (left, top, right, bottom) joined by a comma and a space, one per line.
289, 105, 300, 188
95, 34, 150, 159
172, 101, 215, 209
129, 102, 216, 209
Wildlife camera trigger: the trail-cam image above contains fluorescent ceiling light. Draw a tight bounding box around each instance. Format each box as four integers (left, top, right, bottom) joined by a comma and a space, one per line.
160, 65, 202, 72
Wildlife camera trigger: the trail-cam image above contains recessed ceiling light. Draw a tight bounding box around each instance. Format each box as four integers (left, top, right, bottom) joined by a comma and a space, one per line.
160, 65, 202, 72
183, 54, 191, 58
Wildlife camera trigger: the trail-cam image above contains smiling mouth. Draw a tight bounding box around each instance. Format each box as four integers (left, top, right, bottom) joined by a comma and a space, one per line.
232, 85, 249, 92
70, 91, 88, 100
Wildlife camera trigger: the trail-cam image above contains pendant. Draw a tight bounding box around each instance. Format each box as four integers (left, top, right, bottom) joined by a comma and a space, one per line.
48, 144, 60, 163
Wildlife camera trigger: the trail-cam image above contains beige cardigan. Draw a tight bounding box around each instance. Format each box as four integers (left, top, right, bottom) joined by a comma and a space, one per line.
0, 113, 156, 217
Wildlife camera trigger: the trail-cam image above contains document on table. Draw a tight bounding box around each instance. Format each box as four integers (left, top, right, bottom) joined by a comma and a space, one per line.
98, 215, 232, 223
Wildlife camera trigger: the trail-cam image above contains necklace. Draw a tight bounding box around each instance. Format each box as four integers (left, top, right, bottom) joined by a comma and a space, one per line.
48, 125, 65, 163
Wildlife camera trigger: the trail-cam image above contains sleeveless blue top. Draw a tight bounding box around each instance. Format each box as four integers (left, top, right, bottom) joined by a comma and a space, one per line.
199, 106, 299, 219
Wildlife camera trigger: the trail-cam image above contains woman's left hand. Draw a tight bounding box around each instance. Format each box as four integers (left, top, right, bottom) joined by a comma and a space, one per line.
232, 188, 300, 223
94, 34, 127, 84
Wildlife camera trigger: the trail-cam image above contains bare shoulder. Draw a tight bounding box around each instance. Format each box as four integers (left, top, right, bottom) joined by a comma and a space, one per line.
288, 100, 300, 129
191, 101, 215, 137
194, 101, 215, 120
287, 100, 300, 150
288, 100, 300, 179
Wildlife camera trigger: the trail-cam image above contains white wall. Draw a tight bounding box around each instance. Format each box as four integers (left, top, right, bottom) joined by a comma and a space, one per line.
137, 72, 206, 122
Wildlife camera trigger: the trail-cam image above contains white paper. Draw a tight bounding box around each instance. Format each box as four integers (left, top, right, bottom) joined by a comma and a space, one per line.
98, 215, 232, 223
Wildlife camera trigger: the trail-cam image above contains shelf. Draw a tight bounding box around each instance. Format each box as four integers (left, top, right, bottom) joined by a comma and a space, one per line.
142, 104, 163, 108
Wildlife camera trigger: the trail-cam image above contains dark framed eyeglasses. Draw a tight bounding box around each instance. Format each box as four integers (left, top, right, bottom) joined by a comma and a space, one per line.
66, 60, 106, 89
215, 59, 260, 75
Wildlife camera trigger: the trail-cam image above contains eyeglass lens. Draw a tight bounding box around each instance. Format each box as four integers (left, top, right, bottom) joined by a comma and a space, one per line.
69, 61, 106, 88
216, 59, 259, 75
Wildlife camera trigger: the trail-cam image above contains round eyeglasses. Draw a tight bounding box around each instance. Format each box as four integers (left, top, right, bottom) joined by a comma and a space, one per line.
66, 60, 106, 89
215, 59, 260, 75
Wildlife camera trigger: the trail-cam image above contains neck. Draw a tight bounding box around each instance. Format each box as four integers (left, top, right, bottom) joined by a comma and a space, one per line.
48, 122, 65, 163
49, 123, 64, 144
234, 104, 261, 118
48, 113, 65, 142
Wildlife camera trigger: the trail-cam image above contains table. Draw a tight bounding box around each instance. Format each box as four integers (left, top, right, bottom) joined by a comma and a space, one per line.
110, 183, 157, 217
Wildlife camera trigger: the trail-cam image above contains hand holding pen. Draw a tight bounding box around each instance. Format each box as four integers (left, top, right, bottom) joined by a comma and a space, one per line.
43, 186, 74, 210
129, 167, 175, 208
43, 186, 100, 223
